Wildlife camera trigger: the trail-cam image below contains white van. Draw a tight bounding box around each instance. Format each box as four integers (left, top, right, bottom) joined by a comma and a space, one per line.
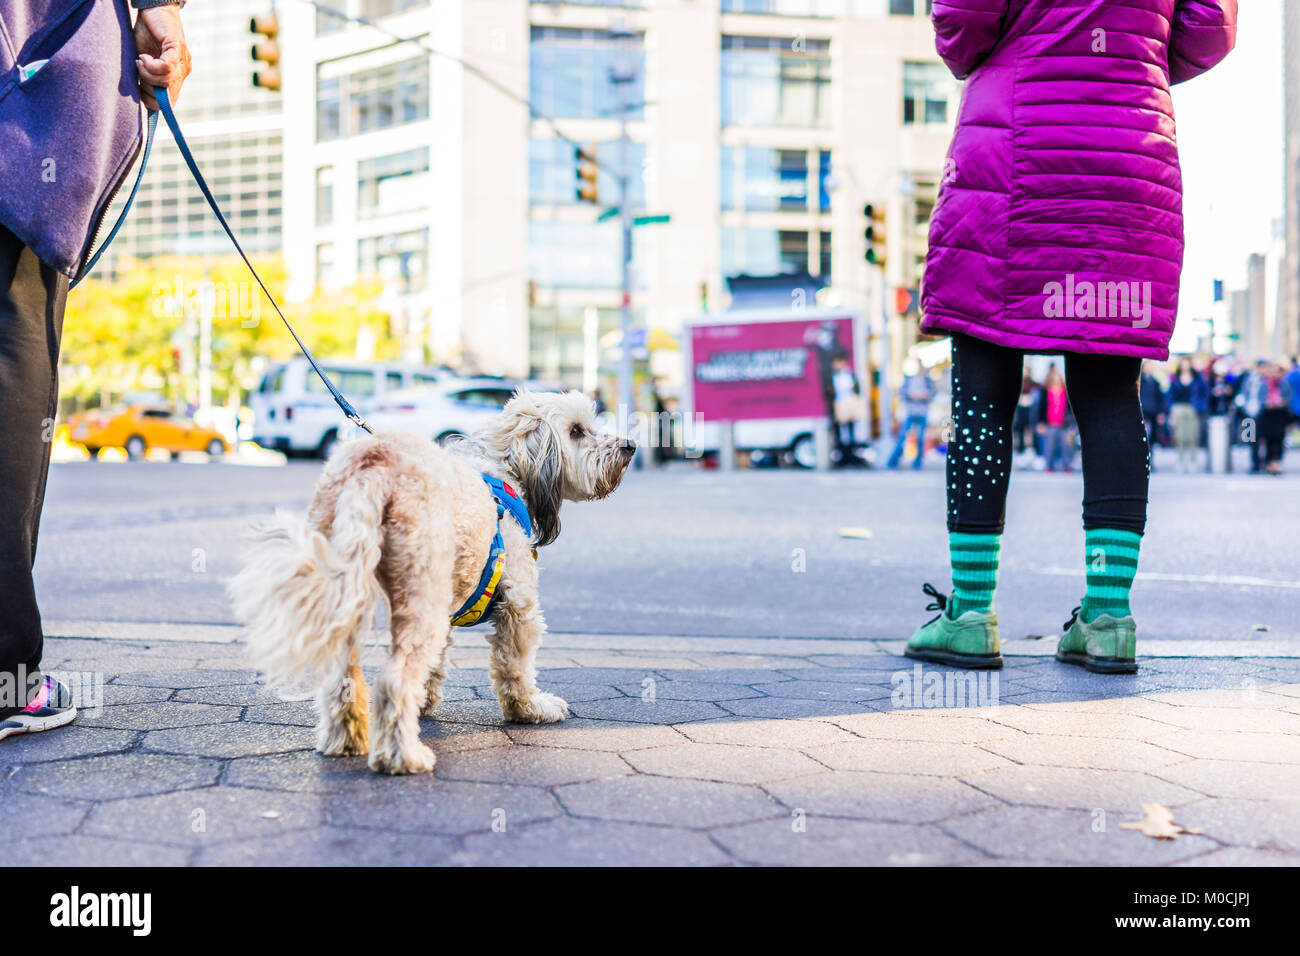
250, 358, 449, 458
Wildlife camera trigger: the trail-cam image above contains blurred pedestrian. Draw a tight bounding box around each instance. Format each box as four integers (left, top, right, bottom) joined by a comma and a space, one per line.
1167, 356, 1208, 472
906, 0, 1236, 674
830, 356, 866, 467
887, 358, 935, 470
1286, 357, 1300, 420
1253, 362, 1293, 475
1207, 360, 1234, 417
1139, 361, 1166, 468
0, 1, 192, 740
1012, 366, 1039, 459
1036, 364, 1073, 472
1236, 359, 1267, 471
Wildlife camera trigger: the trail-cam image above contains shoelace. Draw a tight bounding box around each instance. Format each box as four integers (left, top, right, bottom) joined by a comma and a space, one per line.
922, 582, 948, 625
1062, 605, 1082, 633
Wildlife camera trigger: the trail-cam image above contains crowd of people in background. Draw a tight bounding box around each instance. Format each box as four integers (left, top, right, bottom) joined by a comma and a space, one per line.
886, 354, 1300, 475
1025, 355, 1300, 475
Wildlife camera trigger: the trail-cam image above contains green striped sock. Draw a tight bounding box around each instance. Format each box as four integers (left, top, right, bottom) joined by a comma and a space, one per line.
948, 532, 1000, 617
1081, 529, 1141, 622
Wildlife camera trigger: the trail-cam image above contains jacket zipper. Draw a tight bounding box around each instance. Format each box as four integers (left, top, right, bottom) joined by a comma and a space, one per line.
75, 126, 143, 282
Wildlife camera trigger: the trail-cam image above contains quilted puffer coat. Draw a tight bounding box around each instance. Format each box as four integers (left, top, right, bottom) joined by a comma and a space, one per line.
920, 0, 1237, 359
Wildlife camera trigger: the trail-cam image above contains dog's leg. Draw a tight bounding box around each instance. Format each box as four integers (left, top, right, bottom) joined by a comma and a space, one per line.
420, 633, 453, 716
315, 653, 370, 756
370, 585, 449, 775
489, 551, 567, 724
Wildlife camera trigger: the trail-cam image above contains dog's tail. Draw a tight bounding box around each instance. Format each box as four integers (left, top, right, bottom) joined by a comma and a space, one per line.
230, 466, 388, 691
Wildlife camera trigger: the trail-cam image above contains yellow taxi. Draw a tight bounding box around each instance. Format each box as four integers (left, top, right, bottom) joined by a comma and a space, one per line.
66, 405, 228, 460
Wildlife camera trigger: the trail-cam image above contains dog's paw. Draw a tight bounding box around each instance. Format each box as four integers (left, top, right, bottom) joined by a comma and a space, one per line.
420, 694, 442, 717
502, 691, 569, 724
369, 742, 436, 775
317, 722, 369, 757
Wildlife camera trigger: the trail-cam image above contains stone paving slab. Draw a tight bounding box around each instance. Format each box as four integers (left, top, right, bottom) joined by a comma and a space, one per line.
3, 635, 1300, 866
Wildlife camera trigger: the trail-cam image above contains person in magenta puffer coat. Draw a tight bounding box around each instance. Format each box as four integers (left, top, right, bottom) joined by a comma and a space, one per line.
905, 0, 1237, 675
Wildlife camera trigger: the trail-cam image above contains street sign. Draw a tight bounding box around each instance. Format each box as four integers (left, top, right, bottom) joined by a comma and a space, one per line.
633, 214, 671, 226
596, 206, 620, 223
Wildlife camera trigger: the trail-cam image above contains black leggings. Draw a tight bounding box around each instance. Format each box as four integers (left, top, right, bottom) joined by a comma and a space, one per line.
947, 334, 1149, 536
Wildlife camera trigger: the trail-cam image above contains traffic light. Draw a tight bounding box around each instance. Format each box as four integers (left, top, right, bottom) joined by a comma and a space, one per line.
864, 203, 886, 268
575, 145, 599, 204
250, 13, 281, 91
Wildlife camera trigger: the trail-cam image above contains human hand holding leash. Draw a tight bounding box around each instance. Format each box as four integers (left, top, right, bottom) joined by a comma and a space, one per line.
134, 2, 192, 112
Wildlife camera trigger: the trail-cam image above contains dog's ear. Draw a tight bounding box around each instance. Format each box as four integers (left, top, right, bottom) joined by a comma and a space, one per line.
515, 415, 563, 547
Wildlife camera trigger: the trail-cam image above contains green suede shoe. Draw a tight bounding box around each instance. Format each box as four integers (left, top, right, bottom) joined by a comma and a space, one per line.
904, 583, 1002, 670
1056, 607, 1138, 674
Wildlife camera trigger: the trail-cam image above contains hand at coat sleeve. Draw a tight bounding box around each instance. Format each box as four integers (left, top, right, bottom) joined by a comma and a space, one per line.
1168, 0, 1237, 85
931, 0, 1011, 80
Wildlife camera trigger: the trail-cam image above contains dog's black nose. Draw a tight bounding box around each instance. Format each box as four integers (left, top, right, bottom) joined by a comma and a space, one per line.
620, 441, 637, 458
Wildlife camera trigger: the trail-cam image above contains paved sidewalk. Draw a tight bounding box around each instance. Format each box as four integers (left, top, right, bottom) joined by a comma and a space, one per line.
3, 630, 1299, 866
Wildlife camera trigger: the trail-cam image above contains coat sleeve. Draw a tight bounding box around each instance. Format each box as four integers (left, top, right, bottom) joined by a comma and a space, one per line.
931, 0, 1012, 80
1168, 0, 1238, 85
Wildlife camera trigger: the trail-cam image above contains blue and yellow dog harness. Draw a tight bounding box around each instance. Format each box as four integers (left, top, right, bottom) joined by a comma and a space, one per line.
450, 475, 534, 627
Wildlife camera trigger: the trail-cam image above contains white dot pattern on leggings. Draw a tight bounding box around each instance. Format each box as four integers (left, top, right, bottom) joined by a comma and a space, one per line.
948, 376, 1011, 520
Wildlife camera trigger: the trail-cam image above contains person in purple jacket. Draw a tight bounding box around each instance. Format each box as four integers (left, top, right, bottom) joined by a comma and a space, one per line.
0, 0, 191, 742
905, 0, 1236, 674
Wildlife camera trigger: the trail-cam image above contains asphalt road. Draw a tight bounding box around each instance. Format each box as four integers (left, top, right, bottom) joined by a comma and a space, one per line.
34, 452, 1300, 646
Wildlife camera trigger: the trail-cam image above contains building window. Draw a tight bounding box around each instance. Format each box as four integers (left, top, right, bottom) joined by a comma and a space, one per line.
317, 7, 347, 35
721, 227, 811, 278
316, 242, 335, 290
818, 149, 832, 211
316, 166, 334, 227
351, 57, 429, 134
357, 148, 430, 219
903, 61, 956, 126
530, 27, 645, 121
317, 57, 429, 142
360, 0, 428, 18
721, 35, 831, 128
720, 0, 839, 13
528, 304, 628, 387
529, 221, 644, 288
720, 146, 810, 211
531, 138, 646, 207
889, 0, 935, 13
359, 229, 429, 292
818, 229, 832, 278
317, 76, 341, 141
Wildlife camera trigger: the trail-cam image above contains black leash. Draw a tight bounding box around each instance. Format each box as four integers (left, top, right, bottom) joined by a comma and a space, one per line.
77, 88, 373, 436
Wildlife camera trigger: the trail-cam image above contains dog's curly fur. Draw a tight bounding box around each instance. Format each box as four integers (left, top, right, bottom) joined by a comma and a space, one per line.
229, 390, 634, 774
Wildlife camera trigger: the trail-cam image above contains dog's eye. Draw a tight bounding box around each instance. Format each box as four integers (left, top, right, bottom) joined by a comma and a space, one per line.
570, 424, 585, 440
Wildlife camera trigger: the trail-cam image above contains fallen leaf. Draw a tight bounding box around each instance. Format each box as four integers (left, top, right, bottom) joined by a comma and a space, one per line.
1023, 634, 1047, 641
1119, 803, 1204, 840
839, 527, 872, 539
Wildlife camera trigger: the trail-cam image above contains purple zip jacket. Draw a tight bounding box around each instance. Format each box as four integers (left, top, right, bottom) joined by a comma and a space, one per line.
920, 0, 1237, 359
0, 0, 142, 279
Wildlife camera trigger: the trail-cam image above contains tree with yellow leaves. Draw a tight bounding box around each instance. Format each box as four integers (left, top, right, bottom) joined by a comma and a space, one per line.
61, 256, 398, 412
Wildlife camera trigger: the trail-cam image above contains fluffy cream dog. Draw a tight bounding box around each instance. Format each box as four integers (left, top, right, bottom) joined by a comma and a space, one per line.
229, 390, 634, 774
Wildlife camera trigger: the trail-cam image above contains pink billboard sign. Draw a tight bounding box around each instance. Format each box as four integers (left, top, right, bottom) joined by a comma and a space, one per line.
689, 315, 856, 422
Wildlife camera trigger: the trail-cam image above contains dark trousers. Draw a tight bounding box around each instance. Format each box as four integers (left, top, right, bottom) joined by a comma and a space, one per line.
0, 226, 66, 719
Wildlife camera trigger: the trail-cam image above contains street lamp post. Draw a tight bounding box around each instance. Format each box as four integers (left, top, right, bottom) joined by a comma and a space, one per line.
609, 20, 636, 451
